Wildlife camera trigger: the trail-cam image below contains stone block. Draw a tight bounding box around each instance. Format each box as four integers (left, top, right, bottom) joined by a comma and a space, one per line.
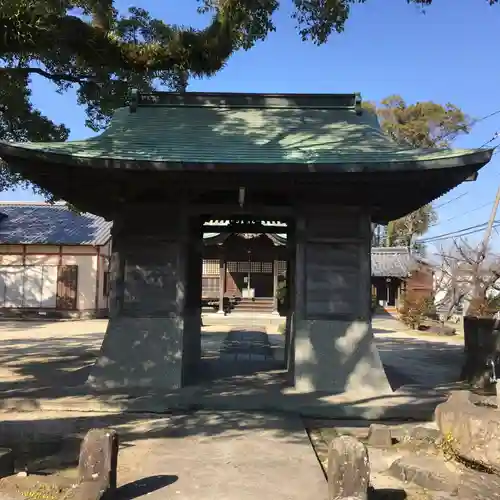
0, 448, 14, 478
388, 456, 459, 493
77, 428, 118, 498
435, 391, 500, 474
367, 424, 392, 447
87, 316, 183, 390
70, 480, 111, 500
458, 470, 500, 500
408, 425, 440, 443
327, 435, 369, 500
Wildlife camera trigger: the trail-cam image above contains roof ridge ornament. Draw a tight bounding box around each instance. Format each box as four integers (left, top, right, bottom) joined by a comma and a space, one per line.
129, 89, 140, 113
125, 91, 363, 110
355, 93, 363, 116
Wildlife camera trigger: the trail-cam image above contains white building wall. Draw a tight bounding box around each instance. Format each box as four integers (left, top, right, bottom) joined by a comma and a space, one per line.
0, 243, 109, 313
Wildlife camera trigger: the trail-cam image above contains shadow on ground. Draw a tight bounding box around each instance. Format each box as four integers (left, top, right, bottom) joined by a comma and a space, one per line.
0, 321, 469, 474
116, 475, 178, 499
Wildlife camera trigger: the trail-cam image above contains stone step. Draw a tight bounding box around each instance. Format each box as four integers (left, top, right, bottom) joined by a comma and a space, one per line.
202, 314, 285, 328
232, 299, 275, 313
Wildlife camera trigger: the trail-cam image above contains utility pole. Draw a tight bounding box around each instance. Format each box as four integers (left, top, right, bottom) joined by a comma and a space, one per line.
481, 184, 500, 255
467, 185, 500, 314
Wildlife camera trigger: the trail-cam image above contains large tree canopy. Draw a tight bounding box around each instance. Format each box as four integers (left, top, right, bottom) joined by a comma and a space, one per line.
1, 0, 497, 129
0, 0, 496, 196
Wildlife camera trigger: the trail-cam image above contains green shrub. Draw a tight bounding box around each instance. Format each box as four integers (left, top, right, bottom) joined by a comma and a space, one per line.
422, 295, 438, 319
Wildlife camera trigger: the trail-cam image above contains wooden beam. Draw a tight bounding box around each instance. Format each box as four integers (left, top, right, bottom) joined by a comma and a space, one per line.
191, 204, 294, 217
203, 224, 288, 233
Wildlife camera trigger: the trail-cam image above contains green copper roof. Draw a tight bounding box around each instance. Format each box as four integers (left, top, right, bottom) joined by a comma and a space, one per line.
0, 92, 493, 170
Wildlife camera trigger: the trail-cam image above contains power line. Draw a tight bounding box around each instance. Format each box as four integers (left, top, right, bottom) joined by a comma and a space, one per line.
417, 219, 500, 244
437, 109, 500, 144
478, 132, 500, 149
421, 223, 500, 244
434, 192, 468, 210
471, 109, 500, 127
430, 133, 500, 213
431, 200, 494, 227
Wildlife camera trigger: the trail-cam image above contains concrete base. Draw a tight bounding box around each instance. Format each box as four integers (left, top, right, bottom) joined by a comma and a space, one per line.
294, 320, 392, 395
0, 382, 446, 420
87, 316, 183, 390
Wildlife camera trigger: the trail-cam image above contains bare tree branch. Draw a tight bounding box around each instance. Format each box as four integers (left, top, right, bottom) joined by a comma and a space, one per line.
0, 67, 96, 84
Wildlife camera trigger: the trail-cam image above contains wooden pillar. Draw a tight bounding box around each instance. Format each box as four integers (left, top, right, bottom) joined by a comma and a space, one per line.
272, 259, 279, 315
218, 250, 226, 314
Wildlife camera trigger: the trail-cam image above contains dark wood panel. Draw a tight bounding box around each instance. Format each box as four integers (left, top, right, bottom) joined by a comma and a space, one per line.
122, 243, 181, 316
306, 214, 362, 240
122, 263, 179, 315
306, 244, 359, 268
305, 243, 361, 320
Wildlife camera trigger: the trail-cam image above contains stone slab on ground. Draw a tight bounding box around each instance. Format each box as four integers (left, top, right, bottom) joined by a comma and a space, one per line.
114, 411, 327, 500
388, 456, 460, 493
0, 411, 327, 500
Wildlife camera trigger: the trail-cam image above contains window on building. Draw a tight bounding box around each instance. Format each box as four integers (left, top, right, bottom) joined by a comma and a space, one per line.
202, 259, 219, 275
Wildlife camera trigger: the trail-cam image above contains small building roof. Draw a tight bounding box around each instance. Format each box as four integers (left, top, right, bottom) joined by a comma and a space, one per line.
0, 203, 112, 246
371, 247, 429, 278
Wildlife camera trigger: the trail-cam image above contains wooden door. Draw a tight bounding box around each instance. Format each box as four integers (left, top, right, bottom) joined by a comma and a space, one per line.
56, 265, 78, 310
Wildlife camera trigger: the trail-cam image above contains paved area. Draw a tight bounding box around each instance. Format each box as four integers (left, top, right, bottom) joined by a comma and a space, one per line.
0, 316, 468, 498
115, 412, 327, 500
372, 315, 464, 389
0, 411, 327, 500
198, 327, 284, 383
0, 320, 106, 396
0, 317, 464, 396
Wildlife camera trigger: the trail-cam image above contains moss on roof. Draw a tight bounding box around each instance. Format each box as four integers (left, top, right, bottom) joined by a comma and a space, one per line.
0, 92, 492, 170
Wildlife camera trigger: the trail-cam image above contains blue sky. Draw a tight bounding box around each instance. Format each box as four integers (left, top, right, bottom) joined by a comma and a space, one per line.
2, 0, 500, 255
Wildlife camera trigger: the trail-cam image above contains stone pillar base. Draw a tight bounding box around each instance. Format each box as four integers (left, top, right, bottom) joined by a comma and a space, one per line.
294, 319, 391, 395
87, 316, 183, 391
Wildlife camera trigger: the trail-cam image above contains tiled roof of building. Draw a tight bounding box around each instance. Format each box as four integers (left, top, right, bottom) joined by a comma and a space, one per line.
0, 203, 112, 245
0, 92, 491, 170
371, 247, 427, 278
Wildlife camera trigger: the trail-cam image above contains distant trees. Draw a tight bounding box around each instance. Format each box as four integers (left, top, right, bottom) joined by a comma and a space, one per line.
435, 240, 500, 320
368, 96, 472, 251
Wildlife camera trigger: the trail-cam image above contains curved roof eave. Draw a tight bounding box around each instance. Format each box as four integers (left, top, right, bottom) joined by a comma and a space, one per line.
0, 141, 494, 174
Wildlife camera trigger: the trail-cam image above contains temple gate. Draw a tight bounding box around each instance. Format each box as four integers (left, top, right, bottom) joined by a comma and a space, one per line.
0, 91, 492, 409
